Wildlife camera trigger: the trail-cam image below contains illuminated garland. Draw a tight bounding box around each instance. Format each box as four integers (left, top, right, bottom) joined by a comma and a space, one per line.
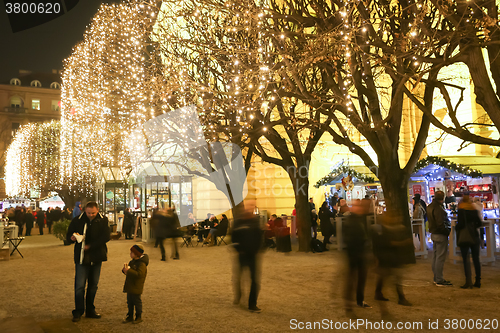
59, 0, 157, 197
314, 165, 376, 188
413, 156, 482, 178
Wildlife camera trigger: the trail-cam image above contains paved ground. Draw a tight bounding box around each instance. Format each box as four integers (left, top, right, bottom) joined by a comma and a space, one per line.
1, 233, 500, 333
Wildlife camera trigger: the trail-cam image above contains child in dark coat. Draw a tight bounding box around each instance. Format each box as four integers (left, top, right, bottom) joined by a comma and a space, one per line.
122, 244, 149, 324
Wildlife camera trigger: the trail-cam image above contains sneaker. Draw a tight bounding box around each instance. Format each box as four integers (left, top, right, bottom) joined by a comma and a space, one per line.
249, 306, 262, 313
436, 281, 452, 286
72, 316, 81, 322
122, 316, 133, 324
134, 318, 143, 324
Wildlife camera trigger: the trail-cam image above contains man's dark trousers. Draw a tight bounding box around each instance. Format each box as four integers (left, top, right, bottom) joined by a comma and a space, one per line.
73, 262, 102, 317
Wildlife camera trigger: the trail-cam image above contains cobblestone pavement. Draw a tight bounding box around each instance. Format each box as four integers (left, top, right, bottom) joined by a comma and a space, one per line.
1, 234, 499, 332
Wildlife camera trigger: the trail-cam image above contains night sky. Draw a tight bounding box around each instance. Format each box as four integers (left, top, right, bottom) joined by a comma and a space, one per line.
0, 0, 123, 83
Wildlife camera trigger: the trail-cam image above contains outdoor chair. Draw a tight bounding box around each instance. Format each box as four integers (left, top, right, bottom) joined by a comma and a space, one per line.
181, 234, 195, 247
9, 236, 25, 258
215, 220, 229, 246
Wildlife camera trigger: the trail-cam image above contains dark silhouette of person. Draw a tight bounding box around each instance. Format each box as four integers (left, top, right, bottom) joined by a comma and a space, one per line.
232, 202, 263, 312
123, 208, 135, 240
36, 208, 45, 235
24, 208, 35, 236
343, 199, 371, 315
319, 201, 336, 249
371, 212, 414, 317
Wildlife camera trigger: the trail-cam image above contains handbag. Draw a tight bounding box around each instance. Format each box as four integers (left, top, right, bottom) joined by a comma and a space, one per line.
457, 213, 478, 246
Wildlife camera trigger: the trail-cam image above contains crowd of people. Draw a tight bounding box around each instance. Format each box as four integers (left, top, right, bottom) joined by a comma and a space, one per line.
4, 191, 486, 323
3, 204, 77, 236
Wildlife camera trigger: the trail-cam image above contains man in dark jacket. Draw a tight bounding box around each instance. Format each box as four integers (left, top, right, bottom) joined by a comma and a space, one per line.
36, 208, 45, 235
232, 203, 263, 313
427, 190, 452, 286
66, 201, 110, 322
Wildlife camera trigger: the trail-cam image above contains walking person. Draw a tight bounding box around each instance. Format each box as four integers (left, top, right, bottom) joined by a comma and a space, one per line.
372, 213, 414, 315
164, 206, 181, 259
24, 208, 35, 236
66, 201, 110, 322
232, 202, 263, 313
36, 208, 45, 235
122, 244, 149, 324
427, 191, 452, 286
343, 199, 371, 315
456, 195, 482, 288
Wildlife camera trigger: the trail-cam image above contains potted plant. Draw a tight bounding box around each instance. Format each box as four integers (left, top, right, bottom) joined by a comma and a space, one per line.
52, 219, 72, 245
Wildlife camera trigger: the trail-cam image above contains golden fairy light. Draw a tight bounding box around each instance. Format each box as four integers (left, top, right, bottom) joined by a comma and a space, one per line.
5, 121, 61, 197
59, 0, 157, 196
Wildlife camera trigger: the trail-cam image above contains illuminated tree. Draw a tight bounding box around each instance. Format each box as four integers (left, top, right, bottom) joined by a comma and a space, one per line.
146, 0, 500, 253
3, 121, 82, 205
149, 0, 336, 251
59, 0, 158, 198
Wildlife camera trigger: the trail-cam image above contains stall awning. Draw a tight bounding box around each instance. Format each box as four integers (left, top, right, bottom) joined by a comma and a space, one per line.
314, 164, 378, 188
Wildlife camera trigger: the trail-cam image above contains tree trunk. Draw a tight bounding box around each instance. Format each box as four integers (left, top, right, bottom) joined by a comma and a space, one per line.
377, 162, 416, 263
288, 167, 311, 252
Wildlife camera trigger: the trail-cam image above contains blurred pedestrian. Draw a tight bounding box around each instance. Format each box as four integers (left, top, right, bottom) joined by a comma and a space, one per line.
64, 207, 73, 220
122, 244, 149, 324
24, 208, 35, 236
372, 213, 414, 317
46, 207, 53, 233
456, 195, 482, 288
36, 208, 45, 235
343, 199, 371, 315
232, 202, 263, 313
15, 207, 25, 236
164, 206, 181, 259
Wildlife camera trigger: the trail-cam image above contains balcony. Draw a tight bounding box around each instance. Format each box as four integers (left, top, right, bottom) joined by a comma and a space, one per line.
4, 107, 29, 114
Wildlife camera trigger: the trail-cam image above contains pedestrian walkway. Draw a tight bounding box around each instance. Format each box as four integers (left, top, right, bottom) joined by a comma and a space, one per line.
1, 235, 499, 332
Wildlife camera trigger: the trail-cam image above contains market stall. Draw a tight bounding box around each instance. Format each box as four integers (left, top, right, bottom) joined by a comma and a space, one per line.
314, 162, 380, 210
410, 156, 500, 261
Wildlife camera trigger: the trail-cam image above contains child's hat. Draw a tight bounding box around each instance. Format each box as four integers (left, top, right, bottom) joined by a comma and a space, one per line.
131, 244, 144, 257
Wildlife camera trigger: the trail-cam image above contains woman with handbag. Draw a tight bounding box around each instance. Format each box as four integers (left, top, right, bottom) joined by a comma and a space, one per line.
455, 195, 482, 289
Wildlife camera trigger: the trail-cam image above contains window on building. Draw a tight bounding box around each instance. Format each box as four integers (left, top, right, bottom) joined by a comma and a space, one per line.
10, 96, 23, 108
12, 123, 20, 137
32, 99, 41, 110
30, 80, 42, 88
50, 82, 60, 89
51, 100, 60, 111
10, 78, 21, 86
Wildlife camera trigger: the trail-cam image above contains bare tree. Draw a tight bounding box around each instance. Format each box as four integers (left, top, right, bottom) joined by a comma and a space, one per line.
149, 0, 334, 251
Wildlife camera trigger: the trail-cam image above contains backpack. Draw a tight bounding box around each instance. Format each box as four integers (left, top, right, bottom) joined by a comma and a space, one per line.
311, 238, 323, 253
